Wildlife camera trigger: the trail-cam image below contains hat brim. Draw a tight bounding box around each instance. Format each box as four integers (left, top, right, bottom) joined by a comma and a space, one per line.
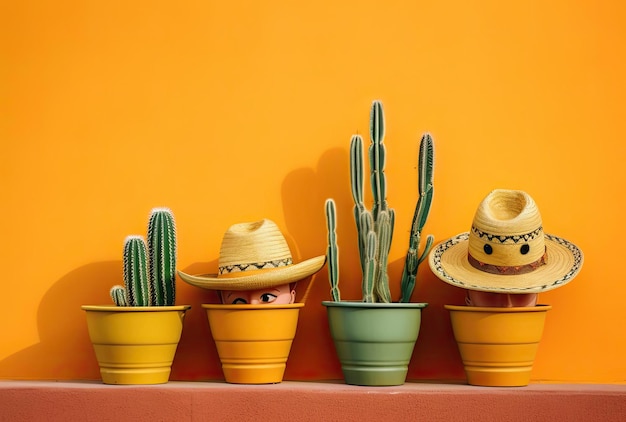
429, 232, 583, 293
178, 255, 327, 291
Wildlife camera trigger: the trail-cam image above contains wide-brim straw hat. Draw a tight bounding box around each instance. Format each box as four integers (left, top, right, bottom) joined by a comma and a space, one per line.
429, 189, 583, 294
178, 219, 326, 291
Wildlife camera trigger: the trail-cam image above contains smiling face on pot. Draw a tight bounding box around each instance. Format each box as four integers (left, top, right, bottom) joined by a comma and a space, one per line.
219, 283, 296, 305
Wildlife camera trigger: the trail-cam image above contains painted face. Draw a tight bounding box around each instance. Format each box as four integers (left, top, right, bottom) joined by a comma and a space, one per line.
220, 283, 296, 305
466, 290, 538, 307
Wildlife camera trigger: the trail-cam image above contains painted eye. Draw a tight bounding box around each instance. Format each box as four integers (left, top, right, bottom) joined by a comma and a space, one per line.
520, 244, 530, 255
260, 293, 277, 303
483, 244, 493, 255
232, 298, 247, 304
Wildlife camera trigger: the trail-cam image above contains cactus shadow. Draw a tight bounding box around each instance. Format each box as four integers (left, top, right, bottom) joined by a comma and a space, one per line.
279, 147, 350, 380
0, 260, 226, 381
171, 260, 225, 381
0, 261, 121, 379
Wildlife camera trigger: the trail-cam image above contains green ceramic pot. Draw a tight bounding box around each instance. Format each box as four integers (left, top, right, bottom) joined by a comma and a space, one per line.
322, 301, 427, 386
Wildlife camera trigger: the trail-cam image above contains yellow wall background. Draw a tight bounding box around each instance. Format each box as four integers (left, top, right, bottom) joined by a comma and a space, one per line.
1, 1, 625, 383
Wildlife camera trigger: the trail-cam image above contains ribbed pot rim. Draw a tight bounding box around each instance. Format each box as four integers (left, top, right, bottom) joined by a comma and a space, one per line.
81, 305, 191, 312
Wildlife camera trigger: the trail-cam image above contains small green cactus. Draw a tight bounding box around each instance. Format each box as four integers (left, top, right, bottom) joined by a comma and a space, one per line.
111, 208, 177, 307
324, 100, 435, 303
123, 235, 150, 306
109, 285, 128, 306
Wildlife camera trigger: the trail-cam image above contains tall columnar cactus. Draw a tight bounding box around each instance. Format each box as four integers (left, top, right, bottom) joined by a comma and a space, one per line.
324, 100, 435, 303
148, 208, 177, 306
110, 208, 177, 307
349, 100, 395, 303
325, 199, 341, 302
399, 134, 435, 303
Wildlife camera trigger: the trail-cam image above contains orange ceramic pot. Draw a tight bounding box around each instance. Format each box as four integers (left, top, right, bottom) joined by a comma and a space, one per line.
82, 305, 190, 385
445, 304, 551, 387
203, 303, 304, 384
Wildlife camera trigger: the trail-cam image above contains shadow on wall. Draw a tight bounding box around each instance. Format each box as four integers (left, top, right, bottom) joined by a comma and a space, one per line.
170, 260, 225, 381
280, 147, 466, 381
280, 147, 348, 380
0, 261, 120, 380
0, 147, 465, 382
0, 260, 225, 381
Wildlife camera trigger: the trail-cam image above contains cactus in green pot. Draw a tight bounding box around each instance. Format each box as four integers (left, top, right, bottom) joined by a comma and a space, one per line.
324, 100, 435, 303
110, 208, 177, 307
325, 198, 341, 302
399, 134, 435, 302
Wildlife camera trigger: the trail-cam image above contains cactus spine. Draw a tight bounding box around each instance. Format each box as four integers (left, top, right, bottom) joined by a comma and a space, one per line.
399, 134, 435, 303
325, 199, 341, 302
324, 100, 435, 303
148, 208, 177, 306
111, 208, 177, 307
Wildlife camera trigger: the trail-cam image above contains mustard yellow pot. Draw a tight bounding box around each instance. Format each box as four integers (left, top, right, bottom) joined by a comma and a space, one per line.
446, 304, 551, 387
203, 303, 304, 384
82, 305, 190, 385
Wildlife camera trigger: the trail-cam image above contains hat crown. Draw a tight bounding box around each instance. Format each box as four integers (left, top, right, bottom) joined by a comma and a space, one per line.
468, 189, 545, 268
218, 219, 293, 275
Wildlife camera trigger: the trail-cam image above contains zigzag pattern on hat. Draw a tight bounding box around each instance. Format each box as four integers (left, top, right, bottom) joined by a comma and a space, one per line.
219, 258, 293, 275
471, 226, 543, 244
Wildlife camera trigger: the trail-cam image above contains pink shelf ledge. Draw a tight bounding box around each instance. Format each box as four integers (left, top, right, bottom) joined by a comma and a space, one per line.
1, 380, 625, 421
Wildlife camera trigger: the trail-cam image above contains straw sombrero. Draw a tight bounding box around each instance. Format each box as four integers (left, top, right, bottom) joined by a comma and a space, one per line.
178, 219, 326, 291
429, 189, 583, 293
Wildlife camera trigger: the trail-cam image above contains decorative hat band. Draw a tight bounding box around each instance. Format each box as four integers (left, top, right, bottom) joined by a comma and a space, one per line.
471, 226, 543, 244
468, 248, 548, 275
218, 258, 293, 278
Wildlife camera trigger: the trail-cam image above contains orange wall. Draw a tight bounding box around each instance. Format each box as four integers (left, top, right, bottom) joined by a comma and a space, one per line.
1, 1, 625, 383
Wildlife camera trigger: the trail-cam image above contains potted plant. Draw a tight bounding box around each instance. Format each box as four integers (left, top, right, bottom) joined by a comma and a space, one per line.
177, 218, 326, 384
322, 100, 435, 386
82, 208, 191, 385
428, 189, 584, 386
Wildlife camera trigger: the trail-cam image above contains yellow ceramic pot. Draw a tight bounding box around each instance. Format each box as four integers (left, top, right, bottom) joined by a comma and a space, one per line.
203, 303, 304, 384
445, 304, 551, 387
82, 305, 190, 385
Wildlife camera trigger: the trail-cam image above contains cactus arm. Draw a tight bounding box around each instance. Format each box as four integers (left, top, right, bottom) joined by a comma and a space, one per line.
325, 199, 341, 302
400, 133, 435, 303
369, 100, 385, 149
369, 100, 387, 220
399, 250, 417, 303
414, 133, 435, 230
110, 285, 128, 306
374, 210, 392, 303
418, 234, 434, 265
350, 135, 365, 206
148, 208, 177, 306
362, 231, 377, 303
123, 235, 150, 306
418, 134, 434, 203
350, 135, 368, 272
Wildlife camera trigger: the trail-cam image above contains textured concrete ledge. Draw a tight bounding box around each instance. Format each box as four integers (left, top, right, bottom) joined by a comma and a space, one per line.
1, 380, 625, 421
